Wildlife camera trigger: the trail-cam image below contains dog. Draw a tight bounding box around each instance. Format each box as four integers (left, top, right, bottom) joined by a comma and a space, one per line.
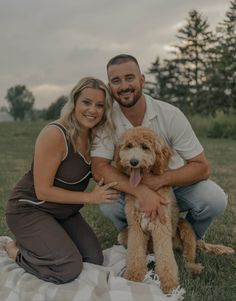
115, 126, 234, 293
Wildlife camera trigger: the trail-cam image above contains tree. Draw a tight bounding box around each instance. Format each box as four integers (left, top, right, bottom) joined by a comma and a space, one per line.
170, 10, 214, 114
43, 95, 68, 120
146, 57, 178, 102
148, 10, 214, 115
5, 85, 35, 120
206, 0, 236, 114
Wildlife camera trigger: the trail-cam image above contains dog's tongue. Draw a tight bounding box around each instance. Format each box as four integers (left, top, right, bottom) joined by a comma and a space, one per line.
129, 168, 141, 187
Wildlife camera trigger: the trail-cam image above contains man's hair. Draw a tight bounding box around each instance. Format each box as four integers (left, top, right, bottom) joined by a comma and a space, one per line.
106, 54, 140, 71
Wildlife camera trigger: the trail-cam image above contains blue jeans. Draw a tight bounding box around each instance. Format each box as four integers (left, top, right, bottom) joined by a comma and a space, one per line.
99, 180, 228, 240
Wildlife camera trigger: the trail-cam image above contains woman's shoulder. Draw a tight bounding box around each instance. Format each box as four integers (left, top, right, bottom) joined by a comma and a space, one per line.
37, 120, 67, 145
49, 119, 69, 130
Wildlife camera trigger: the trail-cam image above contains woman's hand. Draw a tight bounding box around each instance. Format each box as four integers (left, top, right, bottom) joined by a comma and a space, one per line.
89, 178, 119, 204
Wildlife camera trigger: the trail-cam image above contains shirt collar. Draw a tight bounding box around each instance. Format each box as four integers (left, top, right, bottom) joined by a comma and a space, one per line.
113, 94, 158, 128
142, 94, 157, 126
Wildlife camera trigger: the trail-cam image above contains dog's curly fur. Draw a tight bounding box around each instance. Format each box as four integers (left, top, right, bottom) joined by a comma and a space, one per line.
115, 127, 234, 293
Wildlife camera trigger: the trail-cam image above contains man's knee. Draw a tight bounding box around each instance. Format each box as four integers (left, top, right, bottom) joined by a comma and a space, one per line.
99, 202, 115, 219
99, 199, 127, 231
210, 185, 228, 216
192, 181, 228, 219
204, 181, 227, 215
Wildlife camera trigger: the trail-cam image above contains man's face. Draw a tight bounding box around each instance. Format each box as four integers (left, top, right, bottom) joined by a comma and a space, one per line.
107, 61, 145, 108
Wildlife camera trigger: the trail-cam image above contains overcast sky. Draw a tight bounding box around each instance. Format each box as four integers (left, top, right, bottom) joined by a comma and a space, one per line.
0, 0, 230, 109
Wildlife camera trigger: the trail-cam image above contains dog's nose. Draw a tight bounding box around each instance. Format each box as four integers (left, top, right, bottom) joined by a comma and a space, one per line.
130, 158, 139, 167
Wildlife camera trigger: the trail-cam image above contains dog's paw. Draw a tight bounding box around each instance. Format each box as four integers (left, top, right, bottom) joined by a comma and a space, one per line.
186, 262, 204, 274
123, 269, 145, 282
160, 278, 179, 294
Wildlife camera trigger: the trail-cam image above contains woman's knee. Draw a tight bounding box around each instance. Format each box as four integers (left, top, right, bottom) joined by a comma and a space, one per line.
92, 251, 104, 265
59, 250, 104, 283
85, 248, 104, 266
51, 252, 83, 284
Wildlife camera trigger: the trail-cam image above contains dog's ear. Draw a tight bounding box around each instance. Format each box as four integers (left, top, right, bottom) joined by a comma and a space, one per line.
162, 144, 172, 165
152, 141, 171, 175
114, 142, 122, 171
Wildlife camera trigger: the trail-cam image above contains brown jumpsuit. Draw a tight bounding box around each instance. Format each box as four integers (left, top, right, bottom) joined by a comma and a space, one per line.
5, 122, 103, 284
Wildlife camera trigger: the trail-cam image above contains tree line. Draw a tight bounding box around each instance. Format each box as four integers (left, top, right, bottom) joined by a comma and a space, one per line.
145, 0, 236, 116
3, 0, 236, 120
4, 85, 67, 121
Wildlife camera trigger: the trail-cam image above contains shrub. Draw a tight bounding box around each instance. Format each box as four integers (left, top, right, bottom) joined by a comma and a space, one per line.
189, 113, 236, 139
207, 120, 236, 139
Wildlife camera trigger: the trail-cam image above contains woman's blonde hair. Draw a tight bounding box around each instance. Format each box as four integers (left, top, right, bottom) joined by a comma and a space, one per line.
61, 77, 114, 151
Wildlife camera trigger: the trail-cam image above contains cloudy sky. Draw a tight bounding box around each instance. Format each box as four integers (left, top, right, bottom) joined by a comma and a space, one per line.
0, 0, 230, 109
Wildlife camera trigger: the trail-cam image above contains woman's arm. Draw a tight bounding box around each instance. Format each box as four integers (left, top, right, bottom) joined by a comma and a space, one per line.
33, 126, 118, 204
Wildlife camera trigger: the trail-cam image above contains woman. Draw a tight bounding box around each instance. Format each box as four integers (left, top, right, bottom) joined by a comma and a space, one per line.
5, 77, 118, 284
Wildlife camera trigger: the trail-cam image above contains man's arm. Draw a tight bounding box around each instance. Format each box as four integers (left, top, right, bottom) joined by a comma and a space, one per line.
142, 151, 210, 191
91, 157, 168, 223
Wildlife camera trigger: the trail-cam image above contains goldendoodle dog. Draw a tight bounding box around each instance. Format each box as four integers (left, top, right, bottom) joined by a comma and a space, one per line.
115, 127, 234, 294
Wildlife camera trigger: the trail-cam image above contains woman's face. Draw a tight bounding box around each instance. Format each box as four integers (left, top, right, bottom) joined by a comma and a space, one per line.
74, 88, 105, 130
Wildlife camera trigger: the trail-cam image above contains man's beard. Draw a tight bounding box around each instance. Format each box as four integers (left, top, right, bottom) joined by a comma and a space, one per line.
113, 88, 142, 108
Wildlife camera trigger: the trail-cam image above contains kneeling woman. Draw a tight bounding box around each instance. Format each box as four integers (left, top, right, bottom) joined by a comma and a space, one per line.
5, 77, 118, 284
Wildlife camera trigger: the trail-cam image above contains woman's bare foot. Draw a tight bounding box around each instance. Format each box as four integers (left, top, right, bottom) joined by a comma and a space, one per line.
5, 240, 19, 260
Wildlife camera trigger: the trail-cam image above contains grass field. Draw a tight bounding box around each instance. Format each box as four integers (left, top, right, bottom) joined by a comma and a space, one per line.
0, 121, 235, 300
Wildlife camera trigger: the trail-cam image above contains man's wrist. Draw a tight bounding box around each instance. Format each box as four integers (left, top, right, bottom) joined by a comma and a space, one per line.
162, 170, 172, 187
133, 184, 147, 197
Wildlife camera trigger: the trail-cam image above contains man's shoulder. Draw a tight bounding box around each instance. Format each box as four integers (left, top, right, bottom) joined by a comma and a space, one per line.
145, 94, 179, 115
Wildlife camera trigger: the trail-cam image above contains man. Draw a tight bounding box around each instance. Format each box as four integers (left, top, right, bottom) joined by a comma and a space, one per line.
91, 54, 228, 241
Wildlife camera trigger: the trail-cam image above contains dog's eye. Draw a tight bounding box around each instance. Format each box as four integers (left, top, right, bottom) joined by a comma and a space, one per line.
141, 143, 150, 151
126, 143, 133, 149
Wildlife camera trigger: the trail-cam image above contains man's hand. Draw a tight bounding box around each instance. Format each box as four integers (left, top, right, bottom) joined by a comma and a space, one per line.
134, 185, 169, 224
141, 174, 166, 191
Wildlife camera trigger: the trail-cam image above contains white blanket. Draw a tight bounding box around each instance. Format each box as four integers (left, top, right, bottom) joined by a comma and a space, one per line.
0, 236, 185, 301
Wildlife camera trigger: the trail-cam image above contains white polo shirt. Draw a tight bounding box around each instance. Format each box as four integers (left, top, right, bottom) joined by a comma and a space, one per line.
91, 94, 203, 170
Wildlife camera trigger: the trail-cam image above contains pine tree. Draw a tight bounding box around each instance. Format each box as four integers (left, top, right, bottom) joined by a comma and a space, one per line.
171, 10, 214, 114
148, 10, 214, 115
206, 0, 236, 114
146, 57, 179, 104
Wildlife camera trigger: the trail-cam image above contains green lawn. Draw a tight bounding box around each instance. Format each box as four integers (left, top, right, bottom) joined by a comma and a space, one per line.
0, 121, 235, 301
